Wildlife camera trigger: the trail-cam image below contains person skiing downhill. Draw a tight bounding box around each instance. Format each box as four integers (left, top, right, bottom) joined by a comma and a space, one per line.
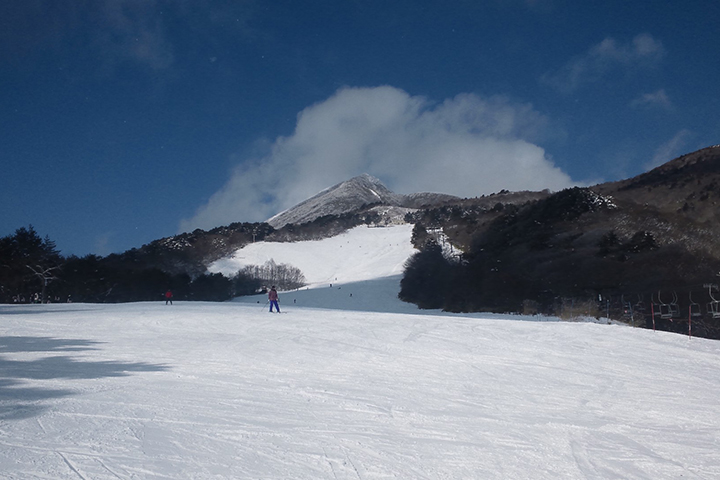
268, 286, 280, 313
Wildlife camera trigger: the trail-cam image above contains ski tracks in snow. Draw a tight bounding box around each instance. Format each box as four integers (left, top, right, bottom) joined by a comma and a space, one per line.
3, 303, 720, 478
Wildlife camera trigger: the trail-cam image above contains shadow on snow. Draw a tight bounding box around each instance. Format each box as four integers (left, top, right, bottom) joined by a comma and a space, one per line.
0, 336, 169, 421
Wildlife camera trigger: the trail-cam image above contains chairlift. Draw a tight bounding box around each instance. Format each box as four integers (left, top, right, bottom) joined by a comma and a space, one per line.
633, 294, 646, 315
656, 291, 672, 320
651, 292, 660, 318
669, 291, 681, 319
689, 291, 703, 319
707, 284, 720, 319
621, 294, 632, 316
620, 294, 636, 327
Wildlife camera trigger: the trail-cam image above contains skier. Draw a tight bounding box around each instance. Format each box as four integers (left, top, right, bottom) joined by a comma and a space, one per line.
268, 286, 280, 313
165, 289, 173, 305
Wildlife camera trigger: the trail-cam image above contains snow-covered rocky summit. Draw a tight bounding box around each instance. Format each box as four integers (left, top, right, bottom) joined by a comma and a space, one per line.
267, 173, 459, 228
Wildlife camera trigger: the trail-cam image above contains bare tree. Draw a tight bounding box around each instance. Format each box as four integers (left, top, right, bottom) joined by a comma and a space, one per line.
27, 264, 60, 303
239, 260, 306, 291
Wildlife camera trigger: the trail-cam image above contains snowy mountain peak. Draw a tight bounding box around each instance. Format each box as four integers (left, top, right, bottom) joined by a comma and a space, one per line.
267, 174, 401, 228
267, 174, 458, 228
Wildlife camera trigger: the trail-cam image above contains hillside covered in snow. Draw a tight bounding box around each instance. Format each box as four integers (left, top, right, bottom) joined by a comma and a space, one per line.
209, 224, 416, 288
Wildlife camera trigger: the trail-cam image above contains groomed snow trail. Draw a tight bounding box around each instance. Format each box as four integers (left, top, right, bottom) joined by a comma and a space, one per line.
209, 224, 417, 287
1, 302, 720, 479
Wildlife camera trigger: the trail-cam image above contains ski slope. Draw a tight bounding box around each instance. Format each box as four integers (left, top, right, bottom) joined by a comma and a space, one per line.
2, 224, 720, 478
2, 302, 720, 479
208, 224, 417, 288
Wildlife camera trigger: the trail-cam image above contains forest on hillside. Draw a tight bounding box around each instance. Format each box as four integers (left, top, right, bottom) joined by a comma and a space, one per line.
0, 226, 302, 304
0, 208, 386, 305
399, 187, 720, 339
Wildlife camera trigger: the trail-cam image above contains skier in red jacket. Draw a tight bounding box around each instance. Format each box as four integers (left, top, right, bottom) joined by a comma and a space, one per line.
268, 286, 280, 313
165, 289, 173, 305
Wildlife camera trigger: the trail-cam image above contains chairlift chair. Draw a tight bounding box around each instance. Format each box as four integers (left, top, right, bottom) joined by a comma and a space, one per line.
656, 291, 672, 320
634, 294, 646, 315
707, 300, 720, 318
708, 284, 720, 319
621, 294, 632, 316
669, 291, 681, 319
689, 291, 703, 319
707, 301, 720, 319
651, 292, 660, 318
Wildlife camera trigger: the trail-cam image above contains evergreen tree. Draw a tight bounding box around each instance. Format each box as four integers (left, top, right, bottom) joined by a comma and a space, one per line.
399, 241, 451, 309
0, 226, 62, 303
189, 273, 233, 301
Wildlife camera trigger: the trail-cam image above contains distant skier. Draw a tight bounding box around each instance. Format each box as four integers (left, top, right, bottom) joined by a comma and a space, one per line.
165, 289, 173, 305
268, 286, 280, 313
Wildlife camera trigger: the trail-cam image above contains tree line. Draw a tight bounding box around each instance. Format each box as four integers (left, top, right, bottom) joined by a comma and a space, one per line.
399, 187, 720, 339
0, 226, 306, 304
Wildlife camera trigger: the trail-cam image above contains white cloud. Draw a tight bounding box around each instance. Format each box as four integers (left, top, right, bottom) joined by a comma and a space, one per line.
645, 129, 694, 170
630, 89, 672, 110
179, 86, 575, 232
542, 33, 665, 92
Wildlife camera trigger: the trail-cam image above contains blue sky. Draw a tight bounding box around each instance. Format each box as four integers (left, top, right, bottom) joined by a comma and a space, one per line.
2, 0, 718, 256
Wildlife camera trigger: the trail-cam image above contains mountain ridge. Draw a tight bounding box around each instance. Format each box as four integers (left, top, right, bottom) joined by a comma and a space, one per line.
31, 144, 720, 339
397, 145, 720, 336
267, 173, 460, 228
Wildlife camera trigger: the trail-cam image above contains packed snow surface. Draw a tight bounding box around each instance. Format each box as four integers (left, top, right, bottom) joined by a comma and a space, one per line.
3, 301, 720, 479
3, 225, 720, 478
209, 224, 417, 287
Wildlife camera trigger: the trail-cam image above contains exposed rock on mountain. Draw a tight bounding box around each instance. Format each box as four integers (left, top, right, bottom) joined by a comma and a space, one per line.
267, 174, 459, 228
